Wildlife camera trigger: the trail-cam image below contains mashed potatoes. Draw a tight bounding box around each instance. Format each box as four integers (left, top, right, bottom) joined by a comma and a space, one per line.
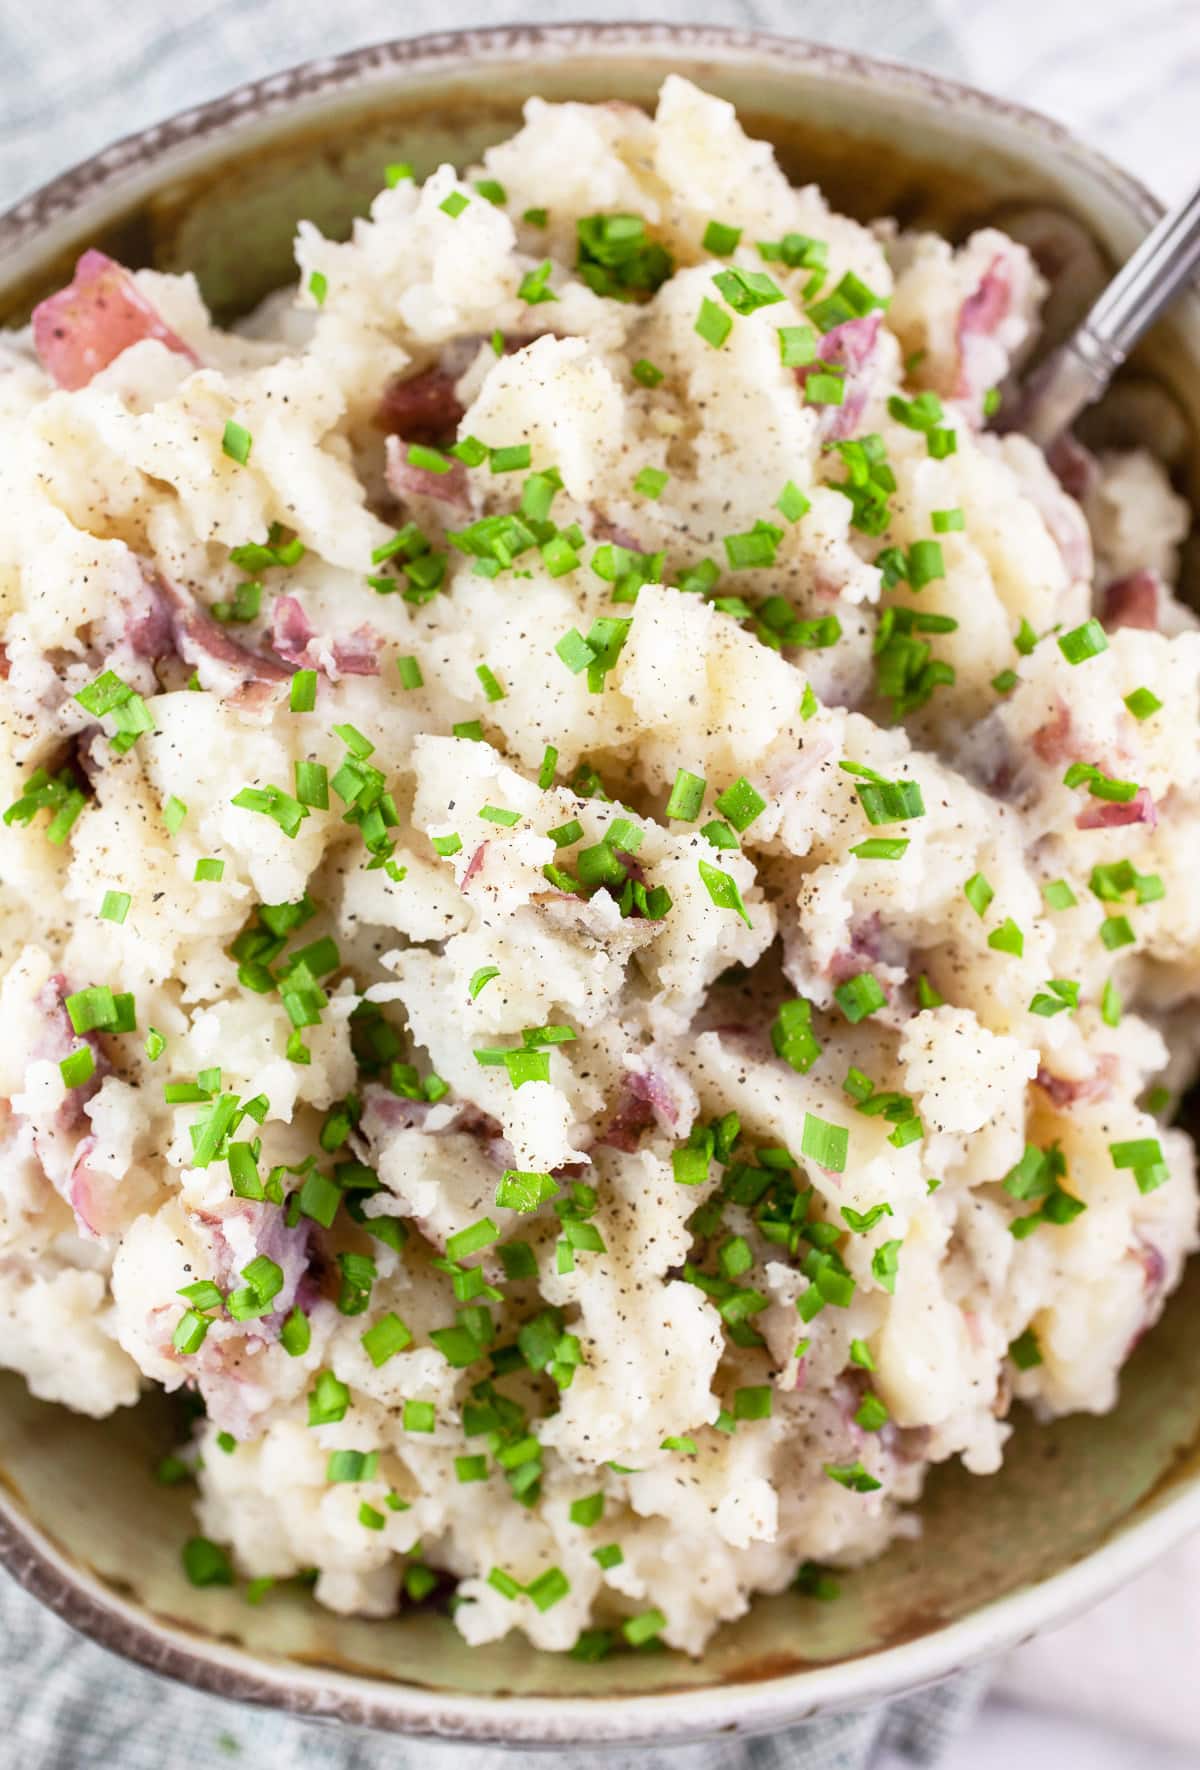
0, 78, 1195, 1657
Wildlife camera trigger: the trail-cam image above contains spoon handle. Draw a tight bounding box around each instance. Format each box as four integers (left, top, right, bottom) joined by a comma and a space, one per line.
1020, 179, 1200, 448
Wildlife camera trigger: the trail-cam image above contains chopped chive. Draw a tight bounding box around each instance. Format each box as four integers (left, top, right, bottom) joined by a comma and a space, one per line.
694, 297, 732, 349
724, 522, 782, 570
713, 266, 784, 314
193, 858, 224, 883
1101, 976, 1122, 1027
469, 965, 499, 999
526, 1567, 570, 1612
547, 819, 583, 849
632, 358, 664, 387
495, 1170, 559, 1213
987, 918, 1024, 957
99, 889, 131, 924
290, 669, 317, 712
439, 190, 469, 219
59, 1046, 95, 1089
555, 628, 595, 674
772, 997, 822, 1074
834, 972, 886, 1024
517, 260, 557, 305
778, 324, 817, 367
842, 1203, 892, 1232
361, 1312, 413, 1367
1029, 978, 1080, 1017
854, 1392, 890, 1431
1109, 1137, 1164, 1168
489, 444, 531, 474
172, 1309, 210, 1356
1014, 618, 1039, 656
714, 777, 765, 833
733, 1385, 772, 1421
622, 1607, 666, 1646
907, 539, 945, 590
182, 1537, 233, 1587
1058, 619, 1108, 665
850, 837, 908, 860
327, 1449, 378, 1484
541, 534, 579, 577
804, 370, 845, 406
854, 777, 925, 825
221, 420, 252, 466
294, 761, 328, 809
801, 1112, 848, 1173
931, 508, 964, 533
475, 663, 506, 703
1124, 686, 1162, 720
666, 768, 706, 821
446, 1218, 499, 1261
871, 1238, 902, 1293
633, 465, 668, 500
963, 873, 993, 918
775, 479, 810, 523
702, 219, 742, 255
697, 859, 752, 928
1043, 879, 1077, 910
405, 1564, 437, 1601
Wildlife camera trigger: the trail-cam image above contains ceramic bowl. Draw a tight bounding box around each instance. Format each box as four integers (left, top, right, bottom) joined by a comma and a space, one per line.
1, 22, 1198, 1747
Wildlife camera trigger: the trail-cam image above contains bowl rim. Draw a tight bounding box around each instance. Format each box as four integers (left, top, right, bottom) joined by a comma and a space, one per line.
0, 17, 1196, 1746
0, 18, 1164, 256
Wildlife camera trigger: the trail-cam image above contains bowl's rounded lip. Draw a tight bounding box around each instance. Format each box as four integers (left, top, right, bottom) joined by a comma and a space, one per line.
0, 19, 1165, 257
4, 1462, 1200, 1744
0, 15, 1195, 1746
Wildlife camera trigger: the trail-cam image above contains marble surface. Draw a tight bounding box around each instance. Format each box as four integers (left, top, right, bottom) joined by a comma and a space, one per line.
0, 3, 1197, 1766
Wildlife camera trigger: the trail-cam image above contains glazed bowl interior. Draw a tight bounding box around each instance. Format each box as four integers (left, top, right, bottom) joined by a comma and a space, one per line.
1, 25, 1198, 1744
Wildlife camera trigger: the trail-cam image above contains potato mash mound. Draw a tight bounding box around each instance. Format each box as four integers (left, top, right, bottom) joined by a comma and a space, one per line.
0, 78, 1195, 1657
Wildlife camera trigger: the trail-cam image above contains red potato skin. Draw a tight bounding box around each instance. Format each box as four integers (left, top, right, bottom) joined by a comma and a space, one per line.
32, 250, 198, 390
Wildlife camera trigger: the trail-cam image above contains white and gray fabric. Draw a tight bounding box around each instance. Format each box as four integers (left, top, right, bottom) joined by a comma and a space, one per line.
0, 1, 981, 1763
0, 1551, 988, 1768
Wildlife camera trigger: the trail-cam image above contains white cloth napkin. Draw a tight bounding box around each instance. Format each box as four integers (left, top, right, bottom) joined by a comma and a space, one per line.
994, 1532, 1200, 1753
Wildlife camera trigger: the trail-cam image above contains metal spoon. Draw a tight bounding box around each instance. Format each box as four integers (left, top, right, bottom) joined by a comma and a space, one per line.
1015, 179, 1200, 449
